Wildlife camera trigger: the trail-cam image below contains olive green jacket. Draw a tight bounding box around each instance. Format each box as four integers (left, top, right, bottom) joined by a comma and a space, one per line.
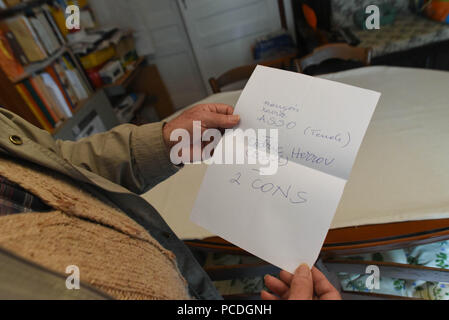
0, 107, 220, 300
0, 108, 177, 194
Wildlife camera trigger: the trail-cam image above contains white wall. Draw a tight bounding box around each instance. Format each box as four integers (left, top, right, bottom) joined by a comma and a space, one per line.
89, 0, 295, 110
90, 0, 207, 110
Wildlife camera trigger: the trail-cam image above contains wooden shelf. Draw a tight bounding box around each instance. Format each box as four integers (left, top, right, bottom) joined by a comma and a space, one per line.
11, 46, 68, 83
0, 0, 49, 19
103, 57, 145, 89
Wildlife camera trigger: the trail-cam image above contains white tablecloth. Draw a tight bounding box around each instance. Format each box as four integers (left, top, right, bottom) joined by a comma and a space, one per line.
143, 66, 449, 240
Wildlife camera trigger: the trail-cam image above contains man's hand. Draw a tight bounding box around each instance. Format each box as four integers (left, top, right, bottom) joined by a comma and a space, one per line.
162, 103, 240, 162
261, 265, 342, 300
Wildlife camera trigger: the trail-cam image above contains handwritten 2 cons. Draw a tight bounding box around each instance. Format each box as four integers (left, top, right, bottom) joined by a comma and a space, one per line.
230, 171, 308, 206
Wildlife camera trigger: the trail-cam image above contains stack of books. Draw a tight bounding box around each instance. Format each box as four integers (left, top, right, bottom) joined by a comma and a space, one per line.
15, 54, 91, 131
0, 3, 65, 79
0, 1, 93, 131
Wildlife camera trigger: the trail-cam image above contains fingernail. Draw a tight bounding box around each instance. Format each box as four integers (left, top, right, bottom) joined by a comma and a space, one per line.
297, 264, 310, 276
231, 115, 240, 122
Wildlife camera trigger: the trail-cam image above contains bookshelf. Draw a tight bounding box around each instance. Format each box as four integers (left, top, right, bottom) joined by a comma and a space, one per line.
0, 0, 96, 134
0, 0, 175, 139
10, 44, 66, 83
103, 57, 145, 90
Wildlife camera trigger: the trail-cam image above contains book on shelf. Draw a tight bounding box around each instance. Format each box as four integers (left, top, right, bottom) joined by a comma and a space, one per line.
41, 4, 66, 46
22, 78, 58, 128
15, 82, 53, 131
45, 64, 74, 110
30, 74, 64, 122
0, 4, 67, 81
29, 8, 62, 55
61, 54, 90, 100
53, 59, 78, 107
1, 22, 29, 65
48, 2, 69, 38
12, 53, 92, 131
5, 15, 47, 62
41, 71, 72, 118
0, 23, 24, 79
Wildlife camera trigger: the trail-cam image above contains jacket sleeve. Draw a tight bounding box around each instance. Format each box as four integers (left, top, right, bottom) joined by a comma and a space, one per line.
1, 108, 178, 194
56, 122, 179, 194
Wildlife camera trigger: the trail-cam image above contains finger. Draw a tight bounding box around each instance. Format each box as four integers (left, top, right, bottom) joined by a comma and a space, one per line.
264, 275, 290, 297
206, 103, 235, 115
311, 267, 335, 294
288, 264, 314, 300
260, 290, 280, 301
202, 112, 240, 129
311, 267, 342, 300
280, 270, 294, 286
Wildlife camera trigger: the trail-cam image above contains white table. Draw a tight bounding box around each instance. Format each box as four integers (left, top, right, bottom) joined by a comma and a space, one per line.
143, 66, 449, 241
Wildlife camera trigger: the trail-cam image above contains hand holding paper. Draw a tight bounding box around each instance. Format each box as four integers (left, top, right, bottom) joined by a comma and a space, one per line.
191, 66, 381, 272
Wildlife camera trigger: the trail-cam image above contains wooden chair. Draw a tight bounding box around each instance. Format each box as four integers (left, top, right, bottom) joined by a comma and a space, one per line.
295, 43, 373, 75
208, 53, 296, 94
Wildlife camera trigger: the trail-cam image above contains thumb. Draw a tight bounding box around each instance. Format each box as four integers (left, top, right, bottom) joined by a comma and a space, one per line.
203, 112, 240, 129
289, 264, 314, 300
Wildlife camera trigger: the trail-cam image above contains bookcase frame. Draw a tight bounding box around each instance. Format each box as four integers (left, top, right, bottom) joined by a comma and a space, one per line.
0, 0, 176, 138
0, 0, 94, 133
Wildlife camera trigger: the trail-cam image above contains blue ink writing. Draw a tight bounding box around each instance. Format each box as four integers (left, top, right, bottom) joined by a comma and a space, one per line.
251, 178, 308, 205
291, 147, 335, 166
303, 127, 351, 148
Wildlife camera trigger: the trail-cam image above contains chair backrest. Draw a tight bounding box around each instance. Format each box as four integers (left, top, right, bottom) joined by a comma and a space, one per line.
295, 43, 372, 75
209, 65, 257, 94
209, 55, 295, 94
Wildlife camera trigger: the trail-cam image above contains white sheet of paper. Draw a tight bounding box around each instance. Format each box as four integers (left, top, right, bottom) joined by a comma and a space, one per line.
191, 66, 381, 272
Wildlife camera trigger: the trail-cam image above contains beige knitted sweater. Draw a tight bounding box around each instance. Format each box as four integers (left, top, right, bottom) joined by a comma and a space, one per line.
0, 156, 190, 300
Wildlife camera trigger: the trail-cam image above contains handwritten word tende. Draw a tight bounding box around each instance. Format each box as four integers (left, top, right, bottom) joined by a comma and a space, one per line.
304, 127, 351, 148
